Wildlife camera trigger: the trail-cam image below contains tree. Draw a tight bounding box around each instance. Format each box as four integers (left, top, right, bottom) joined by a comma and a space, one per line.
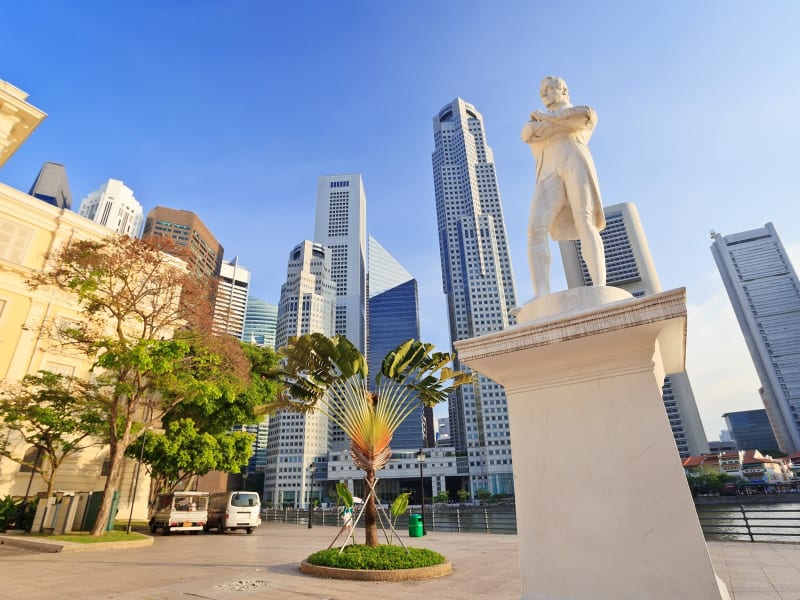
456, 489, 470, 504
686, 467, 738, 496
131, 419, 253, 502
475, 488, 493, 502
29, 235, 251, 535
271, 333, 471, 547
433, 491, 450, 504
128, 343, 280, 501
0, 371, 105, 497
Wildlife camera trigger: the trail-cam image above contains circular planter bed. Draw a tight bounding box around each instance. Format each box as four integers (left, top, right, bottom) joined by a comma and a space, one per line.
300, 559, 452, 581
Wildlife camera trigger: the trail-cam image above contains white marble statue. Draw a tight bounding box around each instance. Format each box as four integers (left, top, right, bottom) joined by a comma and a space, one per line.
521, 76, 606, 298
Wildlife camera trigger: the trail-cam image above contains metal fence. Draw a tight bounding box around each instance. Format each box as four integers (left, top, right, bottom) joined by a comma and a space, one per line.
696, 505, 800, 542
262, 503, 800, 542
261, 505, 517, 534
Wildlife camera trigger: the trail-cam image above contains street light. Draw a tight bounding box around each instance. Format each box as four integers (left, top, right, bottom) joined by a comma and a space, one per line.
416, 449, 426, 535
307, 462, 316, 529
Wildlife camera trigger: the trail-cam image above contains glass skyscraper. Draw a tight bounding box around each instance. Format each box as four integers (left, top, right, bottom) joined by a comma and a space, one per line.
367, 235, 424, 450
242, 296, 278, 349
722, 409, 780, 452
431, 98, 518, 496
711, 222, 800, 454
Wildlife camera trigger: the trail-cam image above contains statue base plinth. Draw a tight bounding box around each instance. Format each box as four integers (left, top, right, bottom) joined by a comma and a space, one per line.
511, 285, 633, 323
456, 288, 729, 600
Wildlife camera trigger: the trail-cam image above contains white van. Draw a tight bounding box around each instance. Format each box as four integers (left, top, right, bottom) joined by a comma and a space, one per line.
205, 491, 261, 534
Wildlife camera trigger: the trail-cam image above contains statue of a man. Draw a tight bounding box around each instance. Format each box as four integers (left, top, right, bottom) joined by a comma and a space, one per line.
521, 76, 606, 298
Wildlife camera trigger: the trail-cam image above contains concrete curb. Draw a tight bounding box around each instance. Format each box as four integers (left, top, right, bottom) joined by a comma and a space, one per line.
0, 533, 154, 553
299, 559, 452, 581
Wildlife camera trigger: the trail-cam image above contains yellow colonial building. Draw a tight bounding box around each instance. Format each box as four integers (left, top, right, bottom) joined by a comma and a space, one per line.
0, 80, 150, 520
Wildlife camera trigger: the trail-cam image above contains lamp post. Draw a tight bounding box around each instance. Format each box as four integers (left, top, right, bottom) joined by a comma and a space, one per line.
307, 462, 316, 529
416, 449, 426, 535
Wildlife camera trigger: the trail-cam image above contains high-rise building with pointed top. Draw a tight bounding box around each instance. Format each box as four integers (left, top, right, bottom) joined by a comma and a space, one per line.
431, 98, 518, 496
367, 235, 427, 450
29, 162, 72, 209
711, 222, 800, 454
560, 202, 709, 458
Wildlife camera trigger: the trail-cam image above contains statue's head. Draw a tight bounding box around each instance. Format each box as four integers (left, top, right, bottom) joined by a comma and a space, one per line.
540, 76, 569, 109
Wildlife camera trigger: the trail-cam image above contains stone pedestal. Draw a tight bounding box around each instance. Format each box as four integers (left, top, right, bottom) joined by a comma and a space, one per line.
455, 288, 729, 600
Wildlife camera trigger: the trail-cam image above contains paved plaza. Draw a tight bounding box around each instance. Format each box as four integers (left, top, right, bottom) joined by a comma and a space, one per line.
1, 522, 800, 599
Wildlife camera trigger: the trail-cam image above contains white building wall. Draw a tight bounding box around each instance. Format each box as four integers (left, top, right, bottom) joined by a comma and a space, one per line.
265, 241, 336, 507
78, 179, 143, 237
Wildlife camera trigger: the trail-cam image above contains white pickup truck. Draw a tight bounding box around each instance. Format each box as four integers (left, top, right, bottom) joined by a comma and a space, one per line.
149, 491, 209, 535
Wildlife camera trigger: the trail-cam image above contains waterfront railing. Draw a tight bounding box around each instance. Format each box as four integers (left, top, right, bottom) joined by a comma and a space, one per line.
696, 505, 800, 542
262, 503, 800, 542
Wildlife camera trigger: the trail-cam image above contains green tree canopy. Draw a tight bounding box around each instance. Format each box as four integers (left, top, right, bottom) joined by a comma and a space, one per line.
0, 371, 106, 497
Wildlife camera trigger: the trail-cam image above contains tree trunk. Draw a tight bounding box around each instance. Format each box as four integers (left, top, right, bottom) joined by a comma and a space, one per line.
90, 441, 127, 536
364, 469, 379, 547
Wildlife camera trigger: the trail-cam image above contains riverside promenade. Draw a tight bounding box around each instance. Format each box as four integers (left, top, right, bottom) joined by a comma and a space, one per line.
1, 522, 800, 599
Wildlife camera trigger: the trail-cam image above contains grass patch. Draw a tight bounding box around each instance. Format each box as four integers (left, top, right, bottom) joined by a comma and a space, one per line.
28, 530, 149, 544
307, 544, 446, 570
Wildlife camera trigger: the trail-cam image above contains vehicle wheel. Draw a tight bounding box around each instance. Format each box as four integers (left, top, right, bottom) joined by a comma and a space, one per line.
149, 519, 157, 534
203, 522, 209, 533
246, 527, 253, 534
162, 526, 171, 536
216, 519, 224, 534
190, 530, 199, 535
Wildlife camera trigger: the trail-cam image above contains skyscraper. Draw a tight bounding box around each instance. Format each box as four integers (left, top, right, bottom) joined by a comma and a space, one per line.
213, 257, 250, 339
29, 162, 72, 209
242, 296, 278, 349
314, 174, 367, 451
264, 241, 336, 507
367, 235, 425, 450
711, 223, 800, 454
431, 98, 518, 495
560, 202, 709, 457
314, 174, 367, 353
723, 409, 780, 452
78, 179, 143, 237
141, 206, 224, 279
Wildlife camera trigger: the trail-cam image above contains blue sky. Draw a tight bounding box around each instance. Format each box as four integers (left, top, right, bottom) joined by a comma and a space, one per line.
2, 1, 799, 440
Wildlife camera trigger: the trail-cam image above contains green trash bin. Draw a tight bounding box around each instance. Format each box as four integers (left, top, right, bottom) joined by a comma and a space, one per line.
408, 513, 423, 537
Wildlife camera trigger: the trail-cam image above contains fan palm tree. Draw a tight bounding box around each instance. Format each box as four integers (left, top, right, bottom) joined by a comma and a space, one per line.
271, 333, 472, 547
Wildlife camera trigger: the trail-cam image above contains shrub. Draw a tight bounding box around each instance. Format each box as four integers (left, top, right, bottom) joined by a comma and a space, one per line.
307, 544, 446, 570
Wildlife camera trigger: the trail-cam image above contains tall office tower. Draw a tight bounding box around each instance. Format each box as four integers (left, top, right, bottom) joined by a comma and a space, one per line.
314, 174, 367, 451
212, 257, 250, 339
78, 178, 143, 237
141, 206, 224, 279
264, 241, 336, 507
560, 202, 709, 457
29, 162, 72, 209
432, 98, 518, 495
314, 174, 367, 352
711, 223, 800, 454
723, 409, 780, 452
242, 296, 278, 349
367, 235, 425, 449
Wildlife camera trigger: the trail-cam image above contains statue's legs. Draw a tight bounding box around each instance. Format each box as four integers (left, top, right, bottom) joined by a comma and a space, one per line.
528, 181, 564, 298
528, 224, 551, 297
566, 174, 606, 287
